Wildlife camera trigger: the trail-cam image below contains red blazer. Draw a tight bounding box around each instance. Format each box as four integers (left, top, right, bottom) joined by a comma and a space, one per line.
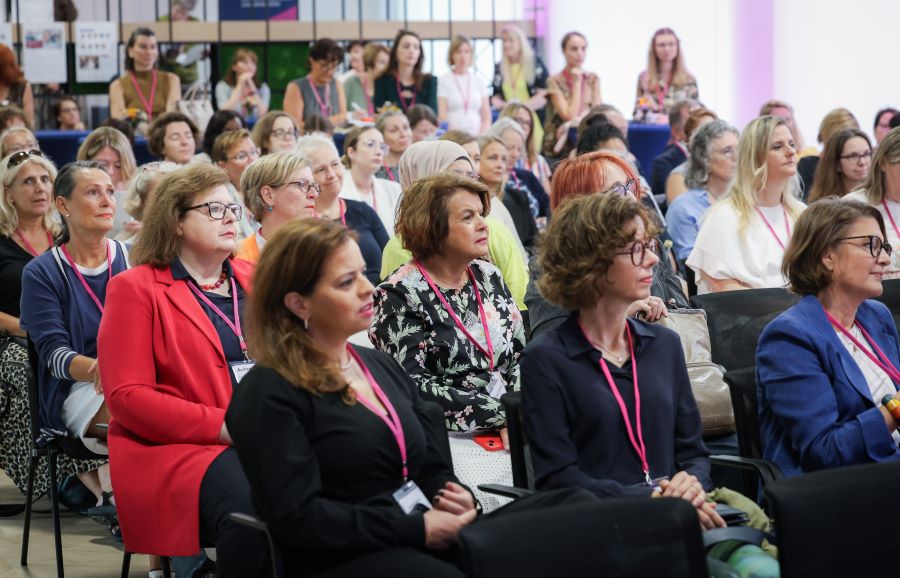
97, 259, 254, 555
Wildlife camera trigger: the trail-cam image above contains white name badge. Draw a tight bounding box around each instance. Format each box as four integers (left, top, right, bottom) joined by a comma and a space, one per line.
230, 360, 256, 384
487, 372, 507, 399
392, 480, 432, 515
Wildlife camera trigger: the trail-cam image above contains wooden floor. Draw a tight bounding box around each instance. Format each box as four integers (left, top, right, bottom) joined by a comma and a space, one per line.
0, 473, 147, 578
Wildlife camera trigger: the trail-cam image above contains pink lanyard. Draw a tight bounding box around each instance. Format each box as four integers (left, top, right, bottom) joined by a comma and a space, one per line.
338, 199, 347, 226
395, 75, 417, 111
187, 277, 249, 360
308, 76, 332, 117
129, 70, 158, 122
15, 228, 52, 257
416, 261, 495, 371
452, 72, 471, 114
825, 311, 900, 384
360, 76, 374, 115
882, 200, 900, 241
59, 242, 112, 313
579, 320, 652, 486
755, 205, 791, 250
382, 165, 395, 184
347, 345, 409, 482
656, 80, 670, 110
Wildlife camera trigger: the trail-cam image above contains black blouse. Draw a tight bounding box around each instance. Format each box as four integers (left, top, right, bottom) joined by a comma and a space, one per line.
226, 346, 458, 576
0, 234, 34, 318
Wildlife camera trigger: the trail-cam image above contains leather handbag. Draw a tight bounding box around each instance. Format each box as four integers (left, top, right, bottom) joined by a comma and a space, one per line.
177, 81, 215, 134
657, 308, 735, 437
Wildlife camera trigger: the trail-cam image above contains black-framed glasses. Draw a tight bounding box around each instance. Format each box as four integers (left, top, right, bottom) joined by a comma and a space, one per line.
839, 150, 872, 164
183, 201, 243, 220
838, 235, 892, 258
7, 149, 43, 168
602, 178, 638, 197
276, 179, 320, 195
615, 238, 660, 266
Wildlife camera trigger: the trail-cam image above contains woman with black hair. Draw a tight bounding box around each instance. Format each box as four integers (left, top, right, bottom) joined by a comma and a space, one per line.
108, 28, 181, 127
374, 30, 438, 113
284, 38, 348, 130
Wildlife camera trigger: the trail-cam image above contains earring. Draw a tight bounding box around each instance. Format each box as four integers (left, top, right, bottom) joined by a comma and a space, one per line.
302, 317, 309, 331
267, 205, 273, 212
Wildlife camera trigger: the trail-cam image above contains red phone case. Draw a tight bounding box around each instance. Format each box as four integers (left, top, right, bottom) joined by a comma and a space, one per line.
473, 433, 505, 452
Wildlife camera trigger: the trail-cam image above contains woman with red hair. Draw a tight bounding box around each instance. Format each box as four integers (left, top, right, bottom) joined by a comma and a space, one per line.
525, 151, 688, 338
0, 45, 34, 127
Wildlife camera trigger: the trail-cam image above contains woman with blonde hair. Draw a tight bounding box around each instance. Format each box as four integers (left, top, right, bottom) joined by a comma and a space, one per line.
490, 24, 548, 119
759, 99, 811, 156
118, 161, 180, 243
808, 128, 872, 203
77, 126, 138, 238
633, 28, 698, 122
438, 34, 491, 135
499, 102, 551, 191
688, 115, 806, 293
846, 127, 900, 278
374, 109, 412, 183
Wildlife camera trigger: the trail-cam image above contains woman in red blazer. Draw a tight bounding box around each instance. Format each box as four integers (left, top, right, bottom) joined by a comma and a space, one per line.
97, 163, 267, 576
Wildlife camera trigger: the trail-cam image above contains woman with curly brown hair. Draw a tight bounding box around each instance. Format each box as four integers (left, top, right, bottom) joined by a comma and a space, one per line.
0, 45, 34, 127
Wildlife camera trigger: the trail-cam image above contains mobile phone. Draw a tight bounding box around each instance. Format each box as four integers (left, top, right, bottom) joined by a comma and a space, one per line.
473, 433, 505, 452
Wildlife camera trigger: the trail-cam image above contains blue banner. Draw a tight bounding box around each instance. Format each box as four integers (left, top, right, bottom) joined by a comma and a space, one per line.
219, 0, 297, 21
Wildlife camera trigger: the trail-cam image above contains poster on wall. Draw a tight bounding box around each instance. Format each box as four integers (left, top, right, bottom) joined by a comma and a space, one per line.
22, 23, 67, 83
219, 0, 297, 20
75, 22, 118, 83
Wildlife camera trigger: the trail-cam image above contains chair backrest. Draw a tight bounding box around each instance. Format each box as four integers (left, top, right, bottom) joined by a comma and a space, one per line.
458, 496, 708, 577
25, 337, 43, 444
765, 461, 900, 577
723, 368, 762, 461
873, 278, 900, 331
691, 288, 801, 372
500, 391, 534, 490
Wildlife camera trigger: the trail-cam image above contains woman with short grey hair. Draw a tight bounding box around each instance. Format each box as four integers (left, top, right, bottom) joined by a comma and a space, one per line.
667, 120, 739, 261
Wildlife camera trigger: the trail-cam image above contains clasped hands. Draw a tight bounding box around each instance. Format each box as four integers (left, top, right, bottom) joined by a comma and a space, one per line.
653, 471, 726, 531
424, 481, 477, 549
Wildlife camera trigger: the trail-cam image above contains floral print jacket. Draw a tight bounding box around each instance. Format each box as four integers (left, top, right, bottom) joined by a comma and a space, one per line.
370, 260, 526, 431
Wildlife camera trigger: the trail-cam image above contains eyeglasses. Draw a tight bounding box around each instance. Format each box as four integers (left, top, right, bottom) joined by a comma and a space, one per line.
615, 238, 660, 266
716, 146, 737, 159
228, 148, 260, 163
449, 168, 480, 180
838, 235, 893, 258
276, 179, 320, 195
839, 150, 872, 164
360, 139, 389, 154
271, 127, 299, 140
7, 149, 44, 168
183, 201, 243, 220
315, 59, 340, 71
602, 178, 638, 197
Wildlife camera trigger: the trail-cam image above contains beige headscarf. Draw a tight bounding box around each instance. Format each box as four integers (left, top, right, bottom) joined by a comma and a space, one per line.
397, 141, 473, 190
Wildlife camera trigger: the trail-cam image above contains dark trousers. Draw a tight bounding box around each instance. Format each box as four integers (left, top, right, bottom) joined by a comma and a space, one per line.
199, 448, 269, 577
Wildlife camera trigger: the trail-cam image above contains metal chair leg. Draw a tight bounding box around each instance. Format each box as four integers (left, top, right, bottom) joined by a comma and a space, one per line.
19, 453, 40, 566
121, 551, 131, 578
161, 556, 172, 578
47, 449, 64, 578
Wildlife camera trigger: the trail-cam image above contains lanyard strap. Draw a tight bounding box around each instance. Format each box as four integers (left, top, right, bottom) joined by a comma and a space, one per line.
416, 261, 495, 371
338, 198, 347, 226
308, 77, 332, 117
826, 312, 900, 384
395, 75, 417, 111
562, 68, 586, 115
347, 346, 409, 482
755, 205, 791, 250
656, 80, 670, 110
15, 228, 52, 257
360, 75, 374, 115
59, 242, 112, 313
452, 71, 471, 113
382, 164, 395, 184
129, 70, 158, 122
579, 320, 652, 485
187, 277, 249, 360
883, 199, 900, 241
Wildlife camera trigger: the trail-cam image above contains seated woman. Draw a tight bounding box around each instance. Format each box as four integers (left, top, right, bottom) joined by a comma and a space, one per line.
666, 120, 739, 262
521, 192, 723, 530
196, 109, 245, 164
477, 134, 535, 254
297, 134, 388, 285
373, 30, 438, 113
251, 110, 299, 155
76, 127, 138, 238
407, 104, 439, 143
343, 43, 389, 119
97, 163, 267, 574
665, 107, 718, 204
339, 125, 401, 233
370, 173, 525, 509
757, 197, 900, 478
487, 118, 550, 231
283, 38, 348, 132
499, 102, 551, 193
0, 126, 39, 158
846, 127, 900, 279
490, 24, 548, 127
438, 35, 491, 136
211, 128, 260, 240
375, 110, 412, 183
118, 161, 180, 244
53, 96, 85, 131
20, 161, 129, 511
633, 28, 699, 123
236, 151, 319, 262
797, 107, 860, 197
379, 141, 528, 309
214, 48, 270, 120
525, 151, 686, 340
807, 128, 872, 203
147, 112, 199, 165
687, 115, 806, 293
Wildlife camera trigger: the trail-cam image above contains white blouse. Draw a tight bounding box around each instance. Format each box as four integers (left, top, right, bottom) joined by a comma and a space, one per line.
339, 170, 402, 234
687, 200, 803, 294
845, 190, 900, 279
437, 70, 487, 135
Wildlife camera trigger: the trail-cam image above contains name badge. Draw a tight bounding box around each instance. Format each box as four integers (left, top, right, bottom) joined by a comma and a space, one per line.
229, 360, 255, 383
487, 372, 507, 399
392, 480, 432, 515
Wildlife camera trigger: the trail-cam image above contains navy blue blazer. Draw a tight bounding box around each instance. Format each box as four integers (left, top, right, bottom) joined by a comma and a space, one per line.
757, 295, 900, 478
520, 313, 711, 498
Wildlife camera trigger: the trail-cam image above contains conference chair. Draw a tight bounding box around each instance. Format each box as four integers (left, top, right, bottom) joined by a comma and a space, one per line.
765, 460, 900, 577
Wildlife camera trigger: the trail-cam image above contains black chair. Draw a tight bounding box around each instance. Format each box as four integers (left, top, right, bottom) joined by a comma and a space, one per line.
873, 278, 900, 330
691, 288, 800, 373
20, 338, 111, 578
765, 461, 900, 577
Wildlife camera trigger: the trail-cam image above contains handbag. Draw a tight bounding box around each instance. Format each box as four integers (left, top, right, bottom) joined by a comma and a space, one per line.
656, 308, 735, 437
177, 81, 215, 134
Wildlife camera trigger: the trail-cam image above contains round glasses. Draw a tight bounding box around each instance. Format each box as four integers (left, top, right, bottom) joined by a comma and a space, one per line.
838, 235, 893, 258
183, 201, 243, 221
271, 127, 299, 140
615, 238, 660, 266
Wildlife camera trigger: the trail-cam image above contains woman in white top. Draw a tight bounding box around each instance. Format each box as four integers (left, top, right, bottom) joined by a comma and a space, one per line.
438, 35, 491, 136
339, 126, 401, 233
846, 127, 900, 278
688, 115, 805, 293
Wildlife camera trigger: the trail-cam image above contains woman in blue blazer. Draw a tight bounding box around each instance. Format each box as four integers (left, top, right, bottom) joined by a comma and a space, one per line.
757, 197, 900, 478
